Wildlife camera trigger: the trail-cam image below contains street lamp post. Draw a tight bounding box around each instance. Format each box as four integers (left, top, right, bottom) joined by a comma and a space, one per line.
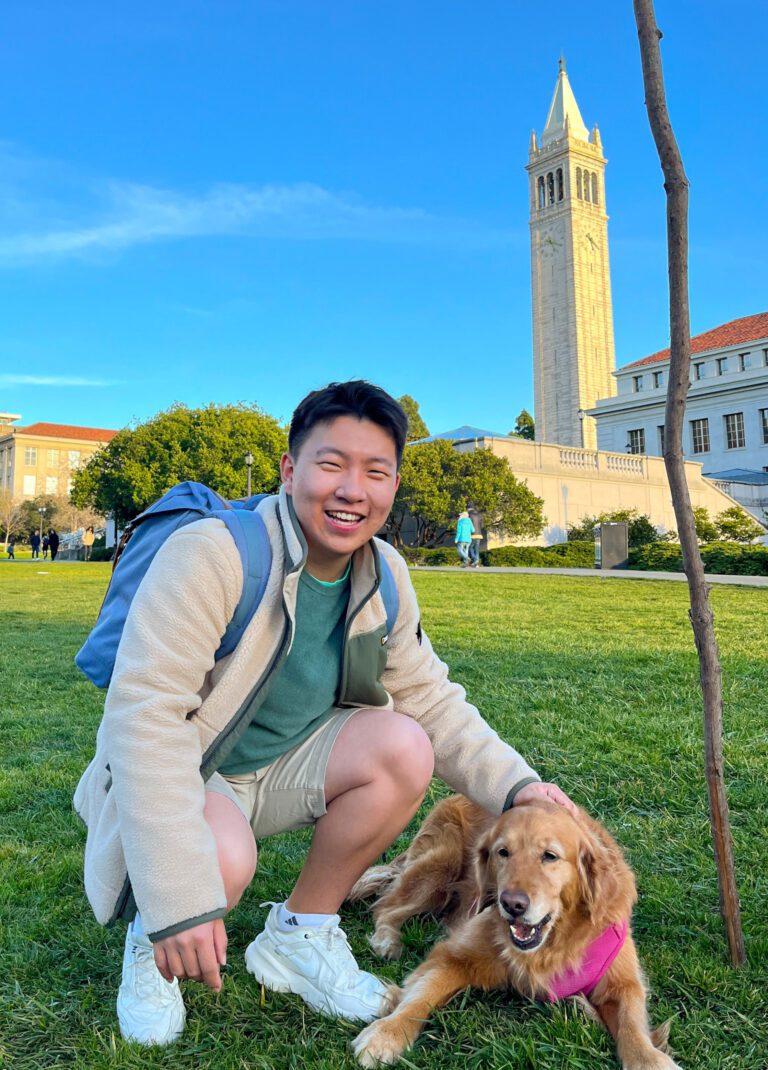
39, 506, 47, 558
577, 409, 586, 448
245, 452, 254, 498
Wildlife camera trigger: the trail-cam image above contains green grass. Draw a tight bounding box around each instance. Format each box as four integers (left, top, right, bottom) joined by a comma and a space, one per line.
1, 564, 766, 1069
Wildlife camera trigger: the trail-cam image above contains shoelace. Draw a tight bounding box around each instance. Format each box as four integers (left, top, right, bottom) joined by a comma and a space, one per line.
128, 943, 178, 1001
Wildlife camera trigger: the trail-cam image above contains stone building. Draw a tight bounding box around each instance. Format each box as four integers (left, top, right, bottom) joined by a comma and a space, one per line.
0, 417, 117, 500
527, 58, 616, 450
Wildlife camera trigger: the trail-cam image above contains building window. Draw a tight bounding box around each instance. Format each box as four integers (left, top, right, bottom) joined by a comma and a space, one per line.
68, 449, 81, 467
556, 167, 564, 201
760, 409, 768, 445
591, 172, 599, 205
45, 475, 58, 494
658, 425, 666, 453
716, 356, 728, 376
576, 168, 583, 199
764, 348, 768, 367
628, 428, 645, 454
652, 370, 664, 388
23, 474, 36, 496
694, 361, 705, 380
547, 172, 555, 205
691, 417, 710, 454
538, 175, 545, 209
47, 448, 59, 466
724, 412, 745, 449
583, 173, 591, 203
24, 447, 37, 466
632, 374, 644, 392
739, 352, 751, 371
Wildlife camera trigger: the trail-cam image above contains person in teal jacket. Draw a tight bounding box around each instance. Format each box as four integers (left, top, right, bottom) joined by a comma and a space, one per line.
454, 509, 474, 566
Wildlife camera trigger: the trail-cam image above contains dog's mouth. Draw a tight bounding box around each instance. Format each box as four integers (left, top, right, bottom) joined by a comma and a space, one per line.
507, 914, 552, 951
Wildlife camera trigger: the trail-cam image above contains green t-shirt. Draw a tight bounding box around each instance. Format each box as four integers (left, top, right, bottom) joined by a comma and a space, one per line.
218, 565, 351, 775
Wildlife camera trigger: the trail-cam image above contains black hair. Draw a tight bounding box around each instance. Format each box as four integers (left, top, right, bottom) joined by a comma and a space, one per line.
289, 380, 408, 467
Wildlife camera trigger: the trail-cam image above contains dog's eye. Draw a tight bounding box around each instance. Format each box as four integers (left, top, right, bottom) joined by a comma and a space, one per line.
541, 850, 559, 863
497, 847, 510, 858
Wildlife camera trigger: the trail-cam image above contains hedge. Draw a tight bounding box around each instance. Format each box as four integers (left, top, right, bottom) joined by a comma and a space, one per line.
629, 541, 768, 576
401, 542, 596, 569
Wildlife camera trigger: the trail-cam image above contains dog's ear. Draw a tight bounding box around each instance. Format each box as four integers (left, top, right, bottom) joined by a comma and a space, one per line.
471, 828, 497, 916
577, 824, 637, 930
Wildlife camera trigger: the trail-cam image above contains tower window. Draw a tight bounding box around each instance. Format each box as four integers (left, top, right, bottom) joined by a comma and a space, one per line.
538, 175, 546, 209
583, 175, 591, 203
556, 167, 564, 201
591, 173, 599, 205
576, 168, 583, 199
547, 172, 555, 205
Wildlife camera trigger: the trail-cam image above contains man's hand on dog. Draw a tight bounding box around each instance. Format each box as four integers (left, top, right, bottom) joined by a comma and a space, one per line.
515, 781, 577, 815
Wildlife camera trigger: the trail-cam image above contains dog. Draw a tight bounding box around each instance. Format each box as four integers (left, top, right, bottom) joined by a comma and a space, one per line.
349, 795, 681, 1069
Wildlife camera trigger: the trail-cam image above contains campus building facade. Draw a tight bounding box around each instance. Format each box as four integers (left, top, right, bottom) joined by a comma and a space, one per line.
0, 417, 117, 500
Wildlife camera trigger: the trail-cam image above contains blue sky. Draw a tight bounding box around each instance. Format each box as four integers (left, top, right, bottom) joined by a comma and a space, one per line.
1, 1, 765, 435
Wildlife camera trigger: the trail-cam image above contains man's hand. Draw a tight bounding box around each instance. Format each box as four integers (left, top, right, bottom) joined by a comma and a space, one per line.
515, 781, 578, 816
153, 918, 227, 991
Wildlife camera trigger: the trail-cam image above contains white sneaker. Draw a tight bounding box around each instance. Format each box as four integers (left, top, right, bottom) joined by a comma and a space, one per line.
245, 903, 389, 1022
116, 923, 186, 1045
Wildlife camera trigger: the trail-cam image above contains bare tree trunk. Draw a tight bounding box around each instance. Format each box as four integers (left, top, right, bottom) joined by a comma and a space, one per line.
633, 0, 745, 966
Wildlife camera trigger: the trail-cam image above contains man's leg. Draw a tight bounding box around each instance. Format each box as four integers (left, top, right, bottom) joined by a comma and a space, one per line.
245, 709, 434, 1021
118, 790, 257, 1046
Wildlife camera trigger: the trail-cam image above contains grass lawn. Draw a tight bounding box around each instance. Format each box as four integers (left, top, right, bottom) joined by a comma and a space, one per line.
1, 563, 766, 1069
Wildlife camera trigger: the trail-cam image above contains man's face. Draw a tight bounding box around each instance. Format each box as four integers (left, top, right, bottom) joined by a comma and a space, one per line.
281, 415, 400, 580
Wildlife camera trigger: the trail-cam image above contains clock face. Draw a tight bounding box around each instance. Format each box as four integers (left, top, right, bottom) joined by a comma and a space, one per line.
538, 224, 563, 259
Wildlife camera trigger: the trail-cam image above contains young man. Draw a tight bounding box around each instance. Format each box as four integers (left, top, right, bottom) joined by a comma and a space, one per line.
74, 381, 573, 1046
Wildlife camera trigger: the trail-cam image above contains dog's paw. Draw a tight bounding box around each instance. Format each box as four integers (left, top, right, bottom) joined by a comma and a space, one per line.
368, 925, 403, 960
352, 1018, 411, 1067
623, 1051, 682, 1070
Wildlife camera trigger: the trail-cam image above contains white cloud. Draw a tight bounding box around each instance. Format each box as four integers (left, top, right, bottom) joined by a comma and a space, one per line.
0, 374, 119, 386
0, 148, 520, 263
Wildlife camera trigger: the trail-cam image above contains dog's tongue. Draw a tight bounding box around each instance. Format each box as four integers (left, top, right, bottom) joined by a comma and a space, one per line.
512, 921, 534, 941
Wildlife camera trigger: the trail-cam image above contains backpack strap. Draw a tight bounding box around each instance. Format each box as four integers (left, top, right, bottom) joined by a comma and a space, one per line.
378, 555, 399, 637
216, 506, 272, 659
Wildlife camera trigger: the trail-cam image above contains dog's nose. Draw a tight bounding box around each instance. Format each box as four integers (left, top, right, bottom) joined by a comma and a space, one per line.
500, 890, 530, 917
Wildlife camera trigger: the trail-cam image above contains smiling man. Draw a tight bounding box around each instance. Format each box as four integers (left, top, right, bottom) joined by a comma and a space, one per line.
74, 380, 573, 1045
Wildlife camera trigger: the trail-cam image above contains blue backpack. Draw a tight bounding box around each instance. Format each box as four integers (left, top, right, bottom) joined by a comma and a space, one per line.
75, 482, 272, 688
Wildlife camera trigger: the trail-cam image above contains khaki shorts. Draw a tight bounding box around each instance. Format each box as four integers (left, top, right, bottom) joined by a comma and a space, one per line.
205, 707, 361, 839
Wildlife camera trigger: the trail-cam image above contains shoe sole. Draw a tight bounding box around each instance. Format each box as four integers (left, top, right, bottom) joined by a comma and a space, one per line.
244, 939, 380, 1023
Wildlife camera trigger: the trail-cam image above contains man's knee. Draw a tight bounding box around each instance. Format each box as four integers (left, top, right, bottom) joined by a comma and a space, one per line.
379, 713, 434, 797
204, 794, 258, 909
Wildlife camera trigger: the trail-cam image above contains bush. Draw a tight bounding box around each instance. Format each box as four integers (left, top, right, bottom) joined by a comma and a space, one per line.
89, 546, 115, 563
401, 546, 461, 566
629, 541, 768, 576
400, 541, 595, 569
568, 509, 662, 549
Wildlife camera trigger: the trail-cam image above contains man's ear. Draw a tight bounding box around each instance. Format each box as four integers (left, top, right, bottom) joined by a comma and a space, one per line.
280, 452, 295, 491
471, 829, 497, 915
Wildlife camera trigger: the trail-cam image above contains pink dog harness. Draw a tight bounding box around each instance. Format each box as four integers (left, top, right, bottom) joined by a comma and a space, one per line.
547, 920, 628, 1001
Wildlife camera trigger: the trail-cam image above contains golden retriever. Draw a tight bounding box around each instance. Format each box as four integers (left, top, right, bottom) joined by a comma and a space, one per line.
349, 795, 680, 1069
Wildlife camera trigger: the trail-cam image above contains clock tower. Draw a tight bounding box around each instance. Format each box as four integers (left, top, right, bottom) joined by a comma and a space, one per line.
526, 59, 616, 448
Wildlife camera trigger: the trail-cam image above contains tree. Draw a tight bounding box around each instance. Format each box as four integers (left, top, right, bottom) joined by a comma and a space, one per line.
397, 395, 430, 442
509, 409, 535, 440
692, 507, 718, 544
567, 508, 661, 549
714, 507, 765, 544
18, 493, 104, 537
71, 403, 287, 525
0, 490, 23, 543
388, 441, 544, 548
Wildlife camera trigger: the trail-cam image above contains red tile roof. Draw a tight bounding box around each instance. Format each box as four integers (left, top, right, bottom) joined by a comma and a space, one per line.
15, 422, 119, 442
623, 312, 768, 370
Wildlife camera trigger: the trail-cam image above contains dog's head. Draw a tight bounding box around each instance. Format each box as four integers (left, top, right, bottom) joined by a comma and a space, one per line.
473, 801, 636, 954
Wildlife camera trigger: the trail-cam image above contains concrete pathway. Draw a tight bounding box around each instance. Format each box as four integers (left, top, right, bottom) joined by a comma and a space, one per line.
410, 565, 768, 588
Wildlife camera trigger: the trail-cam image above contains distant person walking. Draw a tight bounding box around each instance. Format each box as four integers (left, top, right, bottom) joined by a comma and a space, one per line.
454, 509, 474, 567
42, 534, 50, 560
6, 536, 15, 560
31, 530, 41, 559
82, 526, 95, 561
48, 529, 60, 562
467, 506, 484, 569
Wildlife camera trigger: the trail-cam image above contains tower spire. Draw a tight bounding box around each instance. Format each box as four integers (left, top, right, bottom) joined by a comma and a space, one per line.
542, 58, 588, 145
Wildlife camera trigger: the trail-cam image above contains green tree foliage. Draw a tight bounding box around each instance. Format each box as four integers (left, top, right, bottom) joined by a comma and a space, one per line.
71, 403, 287, 525
567, 508, 663, 549
693, 507, 718, 544
509, 408, 535, 440
387, 441, 545, 547
397, 395, 430, 441
714, 506, 765, 543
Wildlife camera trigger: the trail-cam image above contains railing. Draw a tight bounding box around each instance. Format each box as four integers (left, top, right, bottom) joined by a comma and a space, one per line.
558, 448, 599, 469
605, 454, 645, 476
